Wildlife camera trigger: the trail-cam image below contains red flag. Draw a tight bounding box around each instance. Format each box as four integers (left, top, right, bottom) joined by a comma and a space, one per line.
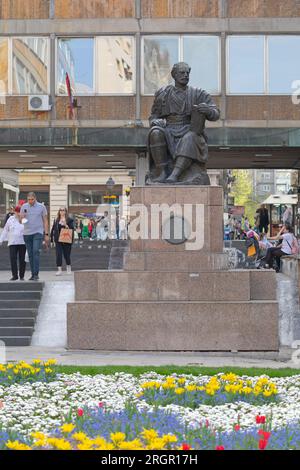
65, 72, 74, 119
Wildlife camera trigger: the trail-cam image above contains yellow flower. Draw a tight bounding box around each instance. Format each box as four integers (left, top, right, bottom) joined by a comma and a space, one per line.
45, 368, 53, 374
72, 432, 88, 442
61, 423, 76, 434
241, 387, 252, 395
146, 438, 166, 450
44, 359, 57, 366
76, 439, 94, 450
93, 437, 107, 448
141, 429, 158, 442
32, 359, 42, 365
136, 392, 144, 398
162, 434, 177, 444
6, 440, 32, 451
186, 385, 197, 392
221, 373, 238, 382
177, 378, 186, 385
162, 382, 176, 390
0, 364, 6, 372
31, 432, 46, 441
175, 388, 185, 395
47, 438, 72, 451
110, 432, 126, 445
6, 364, 15, 370
119, 439, 144, 450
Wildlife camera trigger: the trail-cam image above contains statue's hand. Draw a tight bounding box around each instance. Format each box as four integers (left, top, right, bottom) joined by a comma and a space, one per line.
150, 118, 166, 128
193, 103, 211, 116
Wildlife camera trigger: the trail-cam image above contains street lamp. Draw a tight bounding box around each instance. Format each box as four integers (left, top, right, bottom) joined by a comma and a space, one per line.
106, 176, 115, 192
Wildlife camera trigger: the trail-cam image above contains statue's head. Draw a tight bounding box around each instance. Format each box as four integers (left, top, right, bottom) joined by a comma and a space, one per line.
171, 62, 191, 87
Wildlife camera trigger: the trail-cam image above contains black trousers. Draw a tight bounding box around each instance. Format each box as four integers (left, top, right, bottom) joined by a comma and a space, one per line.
259, 223, 269, 233
56, 242, 72, 267
9, 244, 26, 279
264, 247, 285, 270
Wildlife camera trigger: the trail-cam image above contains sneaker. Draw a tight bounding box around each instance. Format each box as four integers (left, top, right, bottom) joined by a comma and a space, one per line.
19, 278, 24, 281
66, 265, 72, 274
28, 276, 35, 281
9, 277, 18, 281
56, 268, 62, 276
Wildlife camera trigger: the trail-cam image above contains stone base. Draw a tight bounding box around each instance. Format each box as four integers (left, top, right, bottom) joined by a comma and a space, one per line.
67, 185, 279, 352
67, 300, 279, 351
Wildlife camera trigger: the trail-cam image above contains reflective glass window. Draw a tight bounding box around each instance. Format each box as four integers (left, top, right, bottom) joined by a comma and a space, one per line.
12, 37, 48, 94
183, 36, 220, 93
227, 36, 265, 94
57, 38, 94, 94
268, 36, 300, 94
97, 36, 134, 94
143, 36, 179, 94
0, 38, 8, 95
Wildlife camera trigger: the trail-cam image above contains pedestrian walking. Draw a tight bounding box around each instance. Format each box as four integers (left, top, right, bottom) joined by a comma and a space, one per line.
256, 204, 269, 234
119, 217, 128, 240
50, 208, 74, 276
0, 206, 26, 281
20, 192, 48, 281
75, 218, 83, 241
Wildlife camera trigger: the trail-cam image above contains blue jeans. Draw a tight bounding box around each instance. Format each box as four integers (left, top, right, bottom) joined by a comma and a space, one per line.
24, 233, 43, 276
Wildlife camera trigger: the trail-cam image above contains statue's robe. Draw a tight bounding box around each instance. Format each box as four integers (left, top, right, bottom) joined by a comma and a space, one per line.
149, 85, 220, 164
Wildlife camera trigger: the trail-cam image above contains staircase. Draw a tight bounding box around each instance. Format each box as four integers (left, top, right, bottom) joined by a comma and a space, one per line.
0, 282, 44, 346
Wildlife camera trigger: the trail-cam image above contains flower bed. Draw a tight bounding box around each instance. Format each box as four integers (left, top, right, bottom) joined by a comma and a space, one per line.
0, 362, 300, 450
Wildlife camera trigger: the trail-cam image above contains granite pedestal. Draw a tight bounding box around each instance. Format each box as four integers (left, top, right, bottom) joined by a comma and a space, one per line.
67, 186, 279, 351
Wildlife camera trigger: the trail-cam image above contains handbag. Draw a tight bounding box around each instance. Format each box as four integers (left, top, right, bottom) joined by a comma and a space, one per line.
58, 228, 73, 244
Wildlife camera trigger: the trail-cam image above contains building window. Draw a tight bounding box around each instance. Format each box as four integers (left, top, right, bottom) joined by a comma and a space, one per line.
57, 38, 94, 95
12, 38, 49, 94
69, 189, 104, 206
262, 185, 271, 192
227, 36, 265, 94
268, 36, 300, 94
0, 38, 8, 95
57, 36, 135, 95
261, 172, 271, 180
97, 36, 135, 94
183, 36, 220, 93
142, 35, 220, 95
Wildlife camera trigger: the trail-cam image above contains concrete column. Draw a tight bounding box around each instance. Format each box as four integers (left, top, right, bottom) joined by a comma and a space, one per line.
49, 176, 68, 223
135, 152, 148, 185
49, 0, 55, 19
50, 33, 56, 121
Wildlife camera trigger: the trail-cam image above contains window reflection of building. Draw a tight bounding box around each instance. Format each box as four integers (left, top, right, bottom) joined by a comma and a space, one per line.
97, 36, 134, 94
143, 37, 178, 95
57, 38, 94, 94
0, 38, 8, 97
12, 38, 48, 94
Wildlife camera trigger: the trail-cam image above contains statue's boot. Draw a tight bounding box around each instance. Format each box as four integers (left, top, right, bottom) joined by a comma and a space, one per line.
165, 156, 191, 184
150, 142, 168, 183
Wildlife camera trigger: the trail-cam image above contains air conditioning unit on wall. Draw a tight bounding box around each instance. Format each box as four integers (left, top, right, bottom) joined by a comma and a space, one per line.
28, 95, 51, 111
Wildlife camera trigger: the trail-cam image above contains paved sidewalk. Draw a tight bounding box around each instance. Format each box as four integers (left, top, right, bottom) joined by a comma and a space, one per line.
3, 346, 299, 369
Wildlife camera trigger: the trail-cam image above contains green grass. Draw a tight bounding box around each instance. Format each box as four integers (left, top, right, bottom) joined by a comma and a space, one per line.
56, 365, 300, 378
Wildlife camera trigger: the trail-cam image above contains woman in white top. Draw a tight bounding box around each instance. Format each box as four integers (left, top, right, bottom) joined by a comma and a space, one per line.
0, 206, 26, 281
263, 223, 295, 272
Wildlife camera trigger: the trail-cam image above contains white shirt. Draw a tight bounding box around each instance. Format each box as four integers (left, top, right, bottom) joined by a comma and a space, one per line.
0, 215, 25, 246
281, 232, 294, 255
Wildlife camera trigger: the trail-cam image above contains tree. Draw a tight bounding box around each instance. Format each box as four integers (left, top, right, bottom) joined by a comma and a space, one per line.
229, 170, 259, 225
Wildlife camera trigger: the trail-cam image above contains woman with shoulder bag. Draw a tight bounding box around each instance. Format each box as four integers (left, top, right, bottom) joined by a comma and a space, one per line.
50, 207, 74, 276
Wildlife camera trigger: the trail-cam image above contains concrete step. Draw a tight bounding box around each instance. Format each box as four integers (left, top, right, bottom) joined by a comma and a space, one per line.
75, 269, 277, 302
0, 336, 31, 346
0, 291, 42, 300
0, 318, 35, 327
0, 309, 38, 318
0, 326, 34, 336
0, 300, 40, 309
68, 300, 279, 351
0, 282, 44, 291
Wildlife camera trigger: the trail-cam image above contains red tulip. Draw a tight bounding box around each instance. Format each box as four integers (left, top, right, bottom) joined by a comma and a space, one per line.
234, 424, 241, 431
77, 408, 84, 417
256, 415, 266, 424
182, 444, 191, 450
258, 439, 268, 450
215, 446, 225, 450
99, 402, 104, 408
258, 429, 271, 440
205, 419, 210, 427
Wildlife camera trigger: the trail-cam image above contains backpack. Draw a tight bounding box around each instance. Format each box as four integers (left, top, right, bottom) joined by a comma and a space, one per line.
286, 235, 299, 255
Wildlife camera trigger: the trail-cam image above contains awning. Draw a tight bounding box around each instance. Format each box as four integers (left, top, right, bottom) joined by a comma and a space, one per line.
2, 183, 19, 193
262, 194, 298, 205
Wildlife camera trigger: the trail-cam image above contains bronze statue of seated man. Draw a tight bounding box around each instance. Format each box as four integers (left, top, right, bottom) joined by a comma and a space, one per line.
147, 62, 220, 185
